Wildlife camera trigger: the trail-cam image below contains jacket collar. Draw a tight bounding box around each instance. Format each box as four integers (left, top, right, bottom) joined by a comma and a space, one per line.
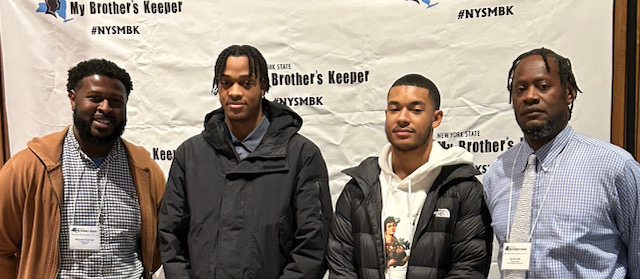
201, 99, 302, 160
27, 127, 67, 170
342, 157, 381, 196
342, 156, 479, 196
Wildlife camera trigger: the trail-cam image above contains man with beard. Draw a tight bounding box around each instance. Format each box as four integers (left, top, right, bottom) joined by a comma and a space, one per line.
0, 59, 165, 279
328, 74, 492, 279
483, 48, 640, 278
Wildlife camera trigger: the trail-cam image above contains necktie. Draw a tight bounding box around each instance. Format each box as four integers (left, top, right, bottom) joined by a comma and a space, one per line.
505, 153, 536, 279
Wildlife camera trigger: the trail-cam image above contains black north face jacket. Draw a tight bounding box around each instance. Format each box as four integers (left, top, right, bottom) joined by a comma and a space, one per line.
327, 157, 492, 279
159, 100, 332, 279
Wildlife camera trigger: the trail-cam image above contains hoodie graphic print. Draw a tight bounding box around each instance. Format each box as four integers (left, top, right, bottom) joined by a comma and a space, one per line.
378, 142, 474, 279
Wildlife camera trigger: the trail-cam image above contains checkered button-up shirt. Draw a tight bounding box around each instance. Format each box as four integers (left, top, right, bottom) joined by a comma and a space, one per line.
484, 125, 640, 278
58, 128, 143, 278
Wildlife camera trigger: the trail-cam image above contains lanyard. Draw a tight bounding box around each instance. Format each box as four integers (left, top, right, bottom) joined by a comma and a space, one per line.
69, 159, 108, 227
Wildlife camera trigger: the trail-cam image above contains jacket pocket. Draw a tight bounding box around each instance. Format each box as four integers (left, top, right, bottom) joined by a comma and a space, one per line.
278, 214, 294, 257
247, 214, 292, 278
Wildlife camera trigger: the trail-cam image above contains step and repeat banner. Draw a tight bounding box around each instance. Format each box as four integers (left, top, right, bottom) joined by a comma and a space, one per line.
0, 0, 614, 276
0, 0, 613, 204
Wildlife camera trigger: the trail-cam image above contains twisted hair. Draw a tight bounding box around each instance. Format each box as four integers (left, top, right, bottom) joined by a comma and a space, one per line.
67, 58, 133, 96
211, 45, 270, 95
507, 47, 582, 119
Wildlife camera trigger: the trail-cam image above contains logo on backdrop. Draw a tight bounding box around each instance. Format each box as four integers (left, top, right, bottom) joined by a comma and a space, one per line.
436, 129, 524, 173
36, 0, 73, 22
268, 63, 371, 107
456, 6, 514, 20
36, 0, 185, 35
36, 0, 184, 23
404, 0, 438, 9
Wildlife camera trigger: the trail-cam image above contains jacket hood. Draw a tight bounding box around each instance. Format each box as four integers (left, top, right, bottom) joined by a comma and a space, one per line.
341, 152, 478, 197
27, 127, 67, 169
378, 142, 474, 192
201, 99, 303, 157
342, 157, 381, 196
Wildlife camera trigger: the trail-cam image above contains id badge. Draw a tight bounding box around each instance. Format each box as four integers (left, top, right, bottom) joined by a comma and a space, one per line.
501, 242, 531, 270
69, 225, 101, 250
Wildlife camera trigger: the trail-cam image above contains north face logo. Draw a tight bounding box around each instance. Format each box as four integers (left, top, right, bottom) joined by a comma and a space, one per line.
433, 208, 450, 218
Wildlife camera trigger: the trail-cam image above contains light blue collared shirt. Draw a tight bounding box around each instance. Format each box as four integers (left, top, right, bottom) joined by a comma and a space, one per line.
228, 114, 270, 160
484, 125, 640, 278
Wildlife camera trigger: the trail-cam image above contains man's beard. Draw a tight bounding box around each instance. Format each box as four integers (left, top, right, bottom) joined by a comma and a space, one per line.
521, 115, 565, 141
73, 110, 126, 145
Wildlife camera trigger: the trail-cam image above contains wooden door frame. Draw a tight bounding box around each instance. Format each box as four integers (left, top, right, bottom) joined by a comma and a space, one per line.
612, 0, 640, 161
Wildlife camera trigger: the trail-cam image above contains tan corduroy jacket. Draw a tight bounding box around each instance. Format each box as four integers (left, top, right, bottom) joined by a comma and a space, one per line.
0, 127, 165, 279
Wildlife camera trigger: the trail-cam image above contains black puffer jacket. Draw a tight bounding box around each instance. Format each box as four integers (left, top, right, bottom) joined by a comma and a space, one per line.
328, 157, 492, 279
159, 100, 332, 279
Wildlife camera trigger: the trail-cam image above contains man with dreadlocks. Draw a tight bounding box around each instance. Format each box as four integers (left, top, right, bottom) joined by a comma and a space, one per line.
483, 47, 640, 278
0, 59, 165, 278
159, 44, 332, 278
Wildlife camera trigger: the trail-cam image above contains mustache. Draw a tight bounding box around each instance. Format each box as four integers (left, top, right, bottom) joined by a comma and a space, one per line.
226, 101, 246, 105
92, 114, 115, 121
520, 107, 544, 115
392, 127, 414, 132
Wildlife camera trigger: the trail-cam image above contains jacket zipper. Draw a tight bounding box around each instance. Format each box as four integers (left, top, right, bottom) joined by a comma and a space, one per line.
143, 167, 154, 279
315, 181, 325, 223
48, 172, 62, 279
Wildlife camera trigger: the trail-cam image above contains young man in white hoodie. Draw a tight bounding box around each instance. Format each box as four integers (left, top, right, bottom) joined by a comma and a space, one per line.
327, 74, 492, 279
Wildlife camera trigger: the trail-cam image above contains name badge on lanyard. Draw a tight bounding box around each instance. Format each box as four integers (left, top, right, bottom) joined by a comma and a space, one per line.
501, 242, 531, 270
69, 225, 101, 250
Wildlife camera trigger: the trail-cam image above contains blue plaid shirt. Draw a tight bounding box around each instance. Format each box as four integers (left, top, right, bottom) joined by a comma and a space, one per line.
59, 128, 143, 278
484, 125, 640, 278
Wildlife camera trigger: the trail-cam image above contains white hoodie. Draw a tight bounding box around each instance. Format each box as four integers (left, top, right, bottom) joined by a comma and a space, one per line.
378, 141, 474, 279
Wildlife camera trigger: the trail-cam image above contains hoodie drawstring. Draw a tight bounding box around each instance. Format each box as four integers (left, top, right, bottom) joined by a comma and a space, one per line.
383, 173, 417, 235
407, 179, 415, 233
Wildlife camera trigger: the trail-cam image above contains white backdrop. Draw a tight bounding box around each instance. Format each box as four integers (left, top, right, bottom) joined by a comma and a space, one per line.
1, 0, 613, 277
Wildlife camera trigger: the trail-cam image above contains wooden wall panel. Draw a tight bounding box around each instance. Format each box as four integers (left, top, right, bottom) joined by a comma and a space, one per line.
635, 1, 640, 160
0, 34, 8, 168
612, 0, 640, 162
612, 0, 627, 149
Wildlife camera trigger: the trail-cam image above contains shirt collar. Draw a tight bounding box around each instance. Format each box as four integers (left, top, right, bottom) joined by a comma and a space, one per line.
227, 114, 270, 153
520, 125, 574, 172
65, 126, 123, 166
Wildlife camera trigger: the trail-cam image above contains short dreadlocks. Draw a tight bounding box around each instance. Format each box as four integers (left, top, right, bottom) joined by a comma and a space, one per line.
211, 45, 270, 95
507, 47, 582, 119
